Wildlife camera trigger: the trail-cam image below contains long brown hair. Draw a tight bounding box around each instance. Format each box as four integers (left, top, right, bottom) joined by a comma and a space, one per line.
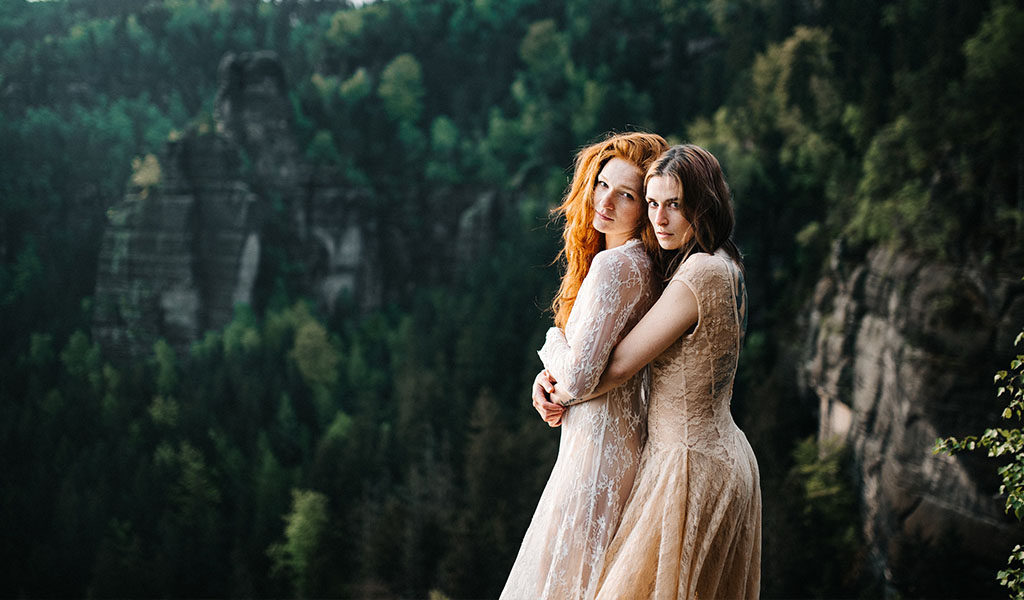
551, 132, 669, 328
645, 143, 743, 278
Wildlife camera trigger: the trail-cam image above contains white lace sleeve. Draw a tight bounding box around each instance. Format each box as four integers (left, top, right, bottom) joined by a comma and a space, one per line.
538, 247, 648, 402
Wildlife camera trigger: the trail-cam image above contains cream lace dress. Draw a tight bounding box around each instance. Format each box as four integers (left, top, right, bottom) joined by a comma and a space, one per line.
500, 238, 656, 600
594, 250, 761, 600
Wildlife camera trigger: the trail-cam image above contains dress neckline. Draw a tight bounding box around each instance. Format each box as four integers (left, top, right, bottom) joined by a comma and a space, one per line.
607, 238, 642, 252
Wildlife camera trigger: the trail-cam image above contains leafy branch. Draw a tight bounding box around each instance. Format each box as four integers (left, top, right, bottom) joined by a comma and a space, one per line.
935, 328, 1024, 598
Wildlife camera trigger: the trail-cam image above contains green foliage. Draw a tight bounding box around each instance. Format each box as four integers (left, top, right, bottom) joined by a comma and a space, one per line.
936, 325, 1024, 597
27, 332, 55, 367
152, 338, 178, 395
688, 24, 856, 333
60, 330, 103, 394
846, 115, 954, 254
377, 53, 425, 124
338, 67, 371, 102
963, 2, 1024, 94
305, 129, 341, 166
223, 304, 261, 360
4, 239, 44, 306
1003, 546, 1024, 596
290, 321, 339, 389
129, 153, 162, 197
1, 0, 1021, 597
290, 319, 341, 424
426, 115, 461, 183
148, 395, 180, 428
771, 436, 866, 597
519, 19, 570, 85
268, 489, 330, 598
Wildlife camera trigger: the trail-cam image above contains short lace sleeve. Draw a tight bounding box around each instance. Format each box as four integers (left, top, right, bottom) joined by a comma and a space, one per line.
538, 246, 650, 401
669, 252, 729, 339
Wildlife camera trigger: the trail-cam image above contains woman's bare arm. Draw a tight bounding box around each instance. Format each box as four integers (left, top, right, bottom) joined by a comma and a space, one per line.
549, 279, 700, 406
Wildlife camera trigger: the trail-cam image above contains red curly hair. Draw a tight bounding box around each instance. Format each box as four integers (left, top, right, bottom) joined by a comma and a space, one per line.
551, 132, 669, 329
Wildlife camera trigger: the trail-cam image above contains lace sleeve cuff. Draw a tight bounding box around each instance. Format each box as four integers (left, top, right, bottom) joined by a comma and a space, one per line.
537, 326, 594, 400
537, 326, 569, 373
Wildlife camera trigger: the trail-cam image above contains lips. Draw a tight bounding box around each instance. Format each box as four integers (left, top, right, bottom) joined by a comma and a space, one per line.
596, 211, 613, 222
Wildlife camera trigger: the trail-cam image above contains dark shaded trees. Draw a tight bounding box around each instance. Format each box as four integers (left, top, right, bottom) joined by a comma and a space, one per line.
1, 0, 1021, 597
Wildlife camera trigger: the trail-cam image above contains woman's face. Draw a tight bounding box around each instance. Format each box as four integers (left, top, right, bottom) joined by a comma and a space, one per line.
646, 175, 692, 250
591, 157, 644, 249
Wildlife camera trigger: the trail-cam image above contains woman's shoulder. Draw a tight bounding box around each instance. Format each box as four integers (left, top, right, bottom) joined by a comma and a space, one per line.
671, 249, 732, 282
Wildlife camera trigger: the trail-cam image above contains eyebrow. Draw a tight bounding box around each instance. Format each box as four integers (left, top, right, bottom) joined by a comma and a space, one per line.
599, 175, 640, 195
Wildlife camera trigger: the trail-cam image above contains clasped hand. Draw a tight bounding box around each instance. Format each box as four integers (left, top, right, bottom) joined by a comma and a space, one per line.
532, 369, 568, 427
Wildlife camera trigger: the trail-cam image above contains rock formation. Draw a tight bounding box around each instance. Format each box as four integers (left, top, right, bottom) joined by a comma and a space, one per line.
93, 51, 501, 360
801, 241, 1024, 593
92, 52, 380, 359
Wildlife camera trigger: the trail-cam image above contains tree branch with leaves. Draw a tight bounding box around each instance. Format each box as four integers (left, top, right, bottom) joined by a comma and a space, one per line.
935, 324, 1024, 597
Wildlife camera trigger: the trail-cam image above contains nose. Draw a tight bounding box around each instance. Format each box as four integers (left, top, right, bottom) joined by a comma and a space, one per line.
596, 190, 613, 212
652, 205, 667, 226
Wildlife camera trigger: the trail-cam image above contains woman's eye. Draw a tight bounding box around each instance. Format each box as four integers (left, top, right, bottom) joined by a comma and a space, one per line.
596, 180, 608, 189
648, 200, 658, 208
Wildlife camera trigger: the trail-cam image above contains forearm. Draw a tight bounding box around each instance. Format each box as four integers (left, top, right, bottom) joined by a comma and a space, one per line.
559, 279, 701, 407
554, 347, 633, 406
537, 327, 603, 399
581, 369, 625, 401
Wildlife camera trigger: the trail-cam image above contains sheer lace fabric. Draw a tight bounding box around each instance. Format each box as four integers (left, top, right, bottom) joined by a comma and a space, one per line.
595, 250, 761, 600
501, 239, 656, 600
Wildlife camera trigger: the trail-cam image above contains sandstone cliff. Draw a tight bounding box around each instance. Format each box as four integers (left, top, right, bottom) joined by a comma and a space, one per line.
92, 51, 501, 360
801, 241, 1024, 592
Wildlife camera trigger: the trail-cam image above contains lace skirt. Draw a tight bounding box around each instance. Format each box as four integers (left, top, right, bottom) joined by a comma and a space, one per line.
594, 431, 761, 600
501, 388, 645, 600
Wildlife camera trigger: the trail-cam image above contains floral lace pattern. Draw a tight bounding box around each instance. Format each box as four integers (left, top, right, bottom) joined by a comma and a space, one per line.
594, 250, 761, 600
501, 239, 656, 600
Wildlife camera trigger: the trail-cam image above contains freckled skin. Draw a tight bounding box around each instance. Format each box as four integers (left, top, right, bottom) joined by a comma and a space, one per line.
592, 157, 645, 249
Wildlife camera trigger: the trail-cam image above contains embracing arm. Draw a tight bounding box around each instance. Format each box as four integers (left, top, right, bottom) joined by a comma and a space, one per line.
537, 250, 648, 400
550, 278, 700, 406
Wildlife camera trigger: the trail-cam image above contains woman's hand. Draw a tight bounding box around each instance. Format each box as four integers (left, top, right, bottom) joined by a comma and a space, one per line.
532, 370, 565, 427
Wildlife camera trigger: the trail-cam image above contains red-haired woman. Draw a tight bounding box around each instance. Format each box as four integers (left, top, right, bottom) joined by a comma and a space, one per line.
541, 144, 761, 599
500, 132, 668, 600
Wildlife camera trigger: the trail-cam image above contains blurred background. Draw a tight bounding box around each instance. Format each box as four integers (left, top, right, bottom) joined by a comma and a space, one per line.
1, 0, 1022, 597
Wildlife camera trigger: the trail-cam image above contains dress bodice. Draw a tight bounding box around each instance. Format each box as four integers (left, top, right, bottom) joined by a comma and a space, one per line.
647, 250, 747, 454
